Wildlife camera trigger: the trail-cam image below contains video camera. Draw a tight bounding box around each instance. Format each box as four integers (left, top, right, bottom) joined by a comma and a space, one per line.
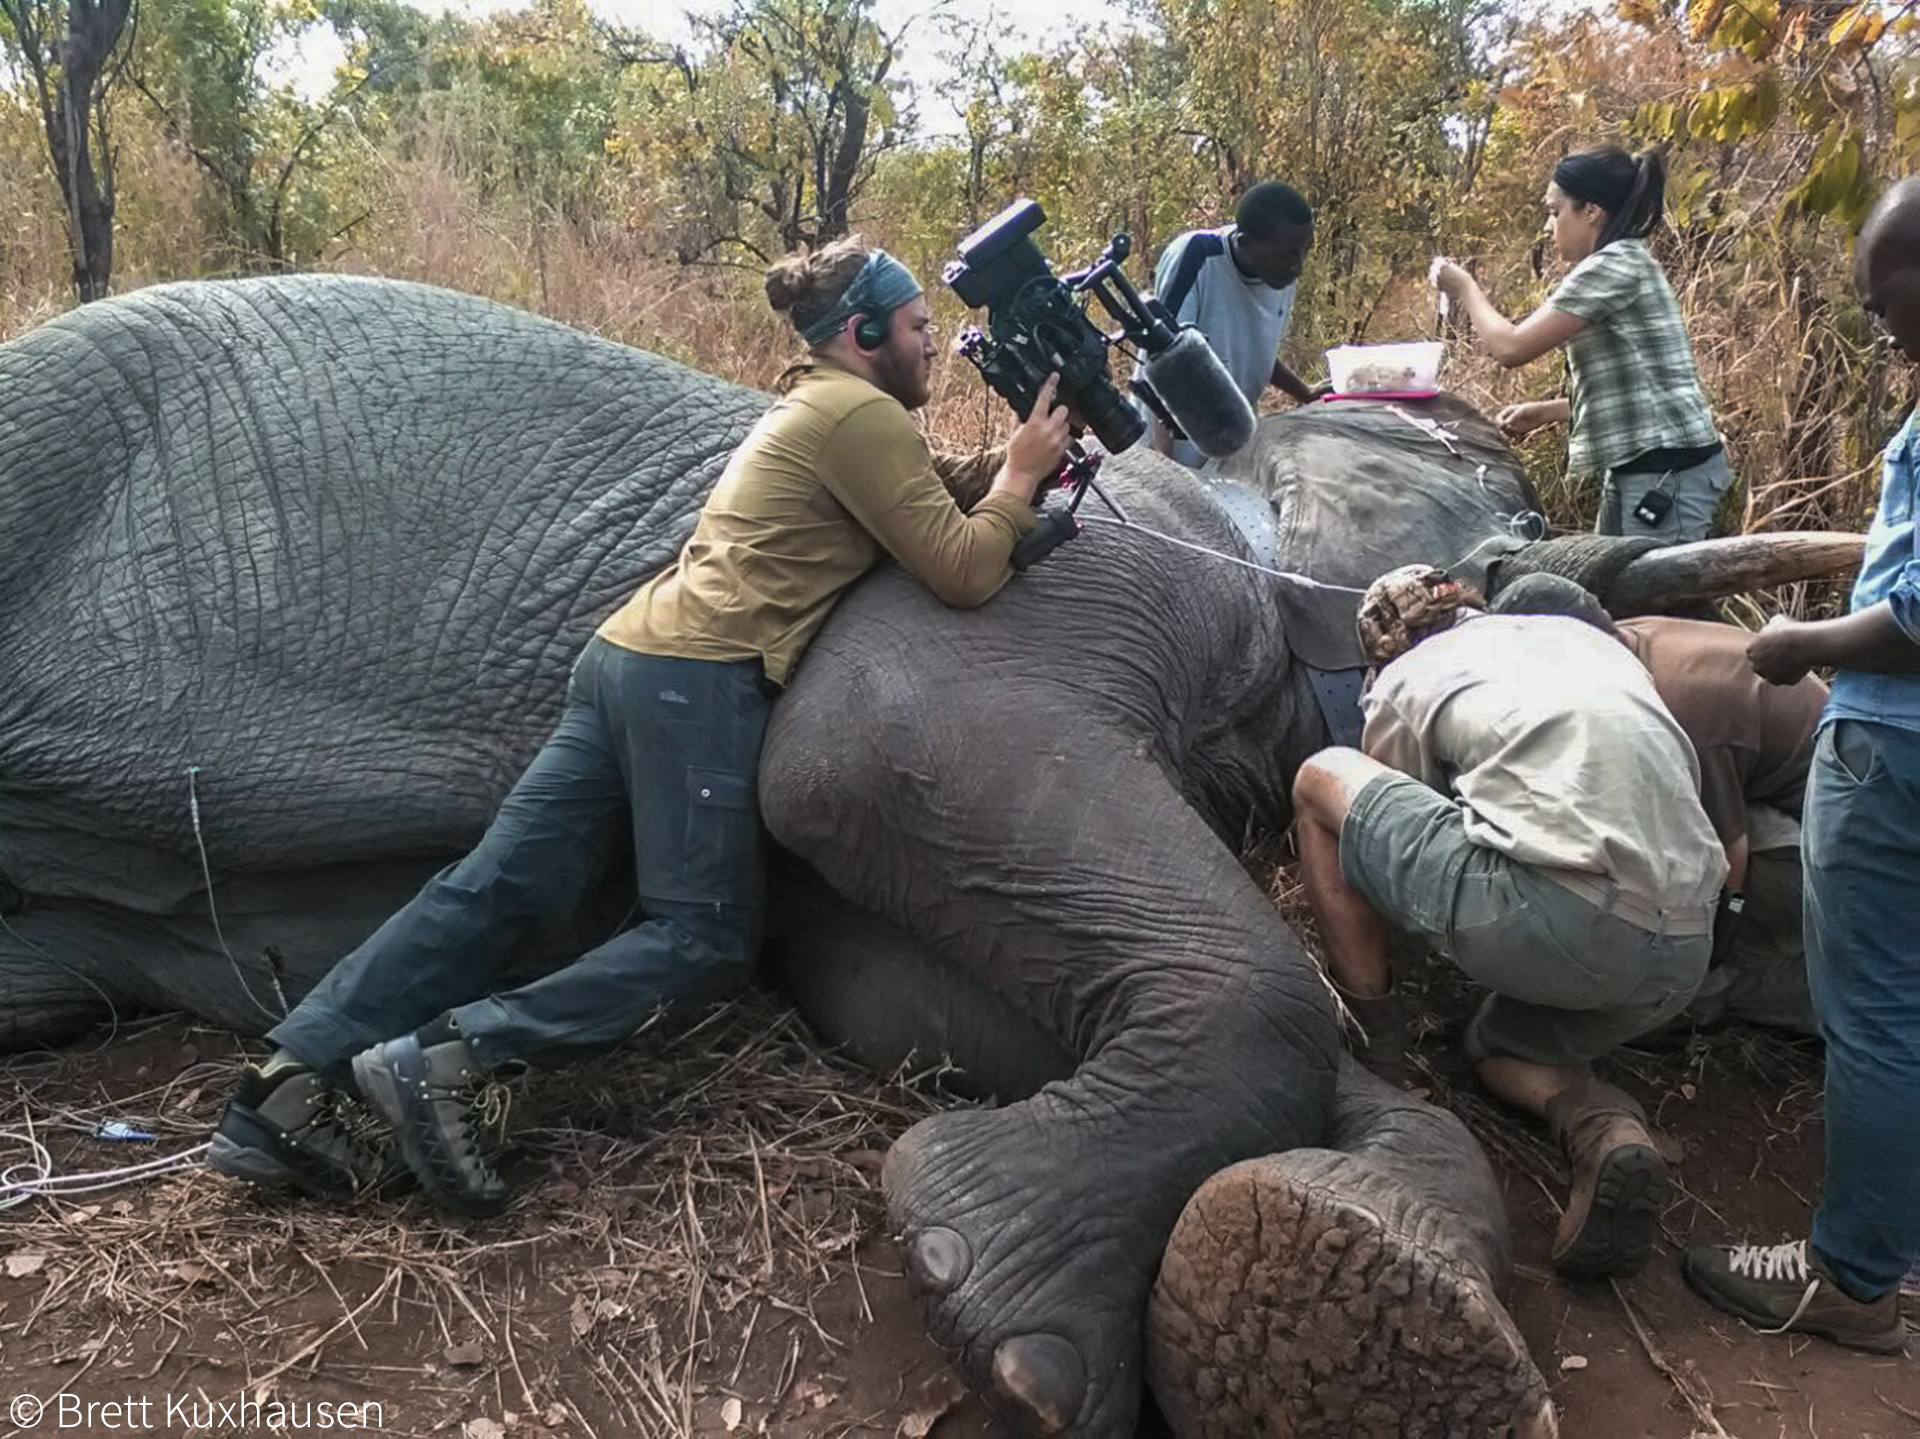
944, 199, 1162, 454
943, 200, 1255, 567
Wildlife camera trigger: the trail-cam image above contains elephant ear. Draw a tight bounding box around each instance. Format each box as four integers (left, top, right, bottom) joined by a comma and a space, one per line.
1205, 397, 1535, 672
1272, 570, 1369, 671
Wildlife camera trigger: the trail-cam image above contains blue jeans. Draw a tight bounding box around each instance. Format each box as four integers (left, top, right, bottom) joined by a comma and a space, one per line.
1804, 718, 1920, 1298
271, 638, 772, 1073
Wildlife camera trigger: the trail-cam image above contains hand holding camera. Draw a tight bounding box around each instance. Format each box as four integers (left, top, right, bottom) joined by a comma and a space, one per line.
1003, 372, 1073, 503
942, 199, 1257, 571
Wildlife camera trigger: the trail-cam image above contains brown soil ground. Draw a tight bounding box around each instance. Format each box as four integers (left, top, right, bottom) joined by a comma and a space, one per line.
2, 981, 1915, 1439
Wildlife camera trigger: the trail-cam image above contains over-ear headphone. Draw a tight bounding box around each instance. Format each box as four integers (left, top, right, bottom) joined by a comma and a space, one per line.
852, 309, 890, 351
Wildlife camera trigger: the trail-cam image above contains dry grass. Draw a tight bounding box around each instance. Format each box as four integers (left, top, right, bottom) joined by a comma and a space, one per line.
0, 998, 947, 1435
1249, 848, 1829, 1211
0, 853, 1863, 1435
7, 94, 1903, 592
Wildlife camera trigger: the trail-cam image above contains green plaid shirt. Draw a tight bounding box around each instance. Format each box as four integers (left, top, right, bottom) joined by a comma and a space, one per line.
1549, 239, 1719, 478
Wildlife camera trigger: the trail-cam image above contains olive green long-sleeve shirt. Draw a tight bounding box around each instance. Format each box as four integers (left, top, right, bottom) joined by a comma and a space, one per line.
601, 360, 1030, 684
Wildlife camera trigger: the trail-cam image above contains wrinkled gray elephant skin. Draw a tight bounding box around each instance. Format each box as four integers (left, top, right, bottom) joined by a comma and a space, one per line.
3, 278, 1846, 1436
0, 276, 762, 1036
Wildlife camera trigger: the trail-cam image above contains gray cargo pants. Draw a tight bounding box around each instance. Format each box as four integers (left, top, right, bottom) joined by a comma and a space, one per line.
271, 636, 772, 1074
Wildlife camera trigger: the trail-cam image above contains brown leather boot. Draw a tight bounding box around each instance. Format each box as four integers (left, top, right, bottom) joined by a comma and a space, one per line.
1544, 1078, 1670, 1278
1338, 986, 1408, 1089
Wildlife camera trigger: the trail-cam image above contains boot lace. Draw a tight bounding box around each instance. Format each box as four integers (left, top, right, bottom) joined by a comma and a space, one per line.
306, 1087, 390, 1184
1727, 1239, 1825, 1334
1727, 1238, 1810, 1284
458, 1076, 513, 1158
418, 1068, 512, 1189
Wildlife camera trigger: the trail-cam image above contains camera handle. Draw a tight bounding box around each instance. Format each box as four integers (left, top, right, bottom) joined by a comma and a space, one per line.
1011, 445, 1129, 571
1011, 504, 1079, 571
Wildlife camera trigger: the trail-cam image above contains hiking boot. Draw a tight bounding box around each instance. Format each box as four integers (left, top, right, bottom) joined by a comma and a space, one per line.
351, 1016, 510, 1217
1683, 1239, 1910, 1355
1339, 986, 1408, 1088
1544, 1078, 1669, 1278
208, 1056, 395, 1198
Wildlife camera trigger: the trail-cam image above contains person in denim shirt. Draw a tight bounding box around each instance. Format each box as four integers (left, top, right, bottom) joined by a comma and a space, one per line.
1683, 178, 1920, 1355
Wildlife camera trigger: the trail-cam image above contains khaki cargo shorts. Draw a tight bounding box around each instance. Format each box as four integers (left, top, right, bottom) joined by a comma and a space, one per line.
1340, 772, 1710, 1067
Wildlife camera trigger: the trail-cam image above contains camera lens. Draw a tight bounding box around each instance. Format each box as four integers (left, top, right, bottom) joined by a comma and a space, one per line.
1074, 376, 1146, 453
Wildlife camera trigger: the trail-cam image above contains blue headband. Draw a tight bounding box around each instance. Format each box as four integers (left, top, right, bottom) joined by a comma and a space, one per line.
799, 250, 923, 348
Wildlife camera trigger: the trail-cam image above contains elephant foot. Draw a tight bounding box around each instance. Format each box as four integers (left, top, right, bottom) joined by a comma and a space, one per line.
885, 1104, 1155, 1436
1147, 1148, 1556, 1439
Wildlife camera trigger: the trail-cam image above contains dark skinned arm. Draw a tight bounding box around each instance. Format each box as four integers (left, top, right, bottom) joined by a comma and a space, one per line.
1748, 604, 1920, 685
1270, 358, 1328, 404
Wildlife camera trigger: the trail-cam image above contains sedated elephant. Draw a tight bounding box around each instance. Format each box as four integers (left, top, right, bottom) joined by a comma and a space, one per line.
0, 276, 1862, 1436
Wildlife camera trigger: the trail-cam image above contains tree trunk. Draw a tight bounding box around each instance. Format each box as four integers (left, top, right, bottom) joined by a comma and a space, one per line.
817, 80, 871, 241
59, 68, 116, 301
8, 0, 133, 302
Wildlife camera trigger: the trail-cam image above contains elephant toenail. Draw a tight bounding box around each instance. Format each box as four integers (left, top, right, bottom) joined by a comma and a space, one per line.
991, 1332, 1085, 1433
905, 1227, 971, 1294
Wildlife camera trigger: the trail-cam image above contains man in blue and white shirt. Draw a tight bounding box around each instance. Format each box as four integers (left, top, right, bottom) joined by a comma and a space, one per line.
1136, 182, 1325, 468
1684, 177, 1920, 1356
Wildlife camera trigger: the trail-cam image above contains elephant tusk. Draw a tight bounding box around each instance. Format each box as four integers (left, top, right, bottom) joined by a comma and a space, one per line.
1601, 532, 1867, 615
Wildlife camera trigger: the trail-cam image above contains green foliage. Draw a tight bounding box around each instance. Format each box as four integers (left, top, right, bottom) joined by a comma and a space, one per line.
610, 0, 913, 261
414, 0, 617, 219
131, 0, 380, 268
1626, 0, 1909, 230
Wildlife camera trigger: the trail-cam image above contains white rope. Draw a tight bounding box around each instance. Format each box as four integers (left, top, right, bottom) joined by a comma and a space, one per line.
1075, 514, 1368, 594
0, 1125, 208, 1211
0, 913, 121, 1032
1075, 468, 1536, 593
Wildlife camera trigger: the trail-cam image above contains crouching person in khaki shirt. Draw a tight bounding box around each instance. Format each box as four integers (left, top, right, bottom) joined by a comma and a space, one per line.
1291, 565, 1728, 1279
210, 238, 1073, 1216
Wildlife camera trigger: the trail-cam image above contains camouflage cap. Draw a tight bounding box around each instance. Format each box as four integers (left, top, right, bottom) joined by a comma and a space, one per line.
1356, 564, 1486, 667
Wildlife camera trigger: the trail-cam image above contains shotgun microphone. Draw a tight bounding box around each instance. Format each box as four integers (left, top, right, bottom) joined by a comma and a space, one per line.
1136, 328, 1258, 460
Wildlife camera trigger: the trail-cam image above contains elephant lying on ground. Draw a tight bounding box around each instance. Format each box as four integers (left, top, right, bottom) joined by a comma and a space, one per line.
0, 277, 1861, 1435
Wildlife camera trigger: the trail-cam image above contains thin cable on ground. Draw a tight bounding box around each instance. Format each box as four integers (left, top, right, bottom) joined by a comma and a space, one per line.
0, 1126, 208, 1211
187, 765, 289, 1022
0, 912, 122, 1038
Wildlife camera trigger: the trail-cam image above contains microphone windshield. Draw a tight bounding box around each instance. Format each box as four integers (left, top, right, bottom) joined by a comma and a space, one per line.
1142, 329, 1257, 460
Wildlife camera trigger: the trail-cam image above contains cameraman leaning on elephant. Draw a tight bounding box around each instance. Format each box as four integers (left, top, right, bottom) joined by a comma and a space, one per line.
207, 238, 1074, 1216
1432, 146, 1732, 544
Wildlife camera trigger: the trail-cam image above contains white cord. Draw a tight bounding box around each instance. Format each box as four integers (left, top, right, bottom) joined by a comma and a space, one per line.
0, 913, 121, 1031
1449, 506, 1550, 573
0, 1127, 208, 1211
1076, 514, 1368, 594
187, 766, 289, 1021
1466, 460, 1549, 544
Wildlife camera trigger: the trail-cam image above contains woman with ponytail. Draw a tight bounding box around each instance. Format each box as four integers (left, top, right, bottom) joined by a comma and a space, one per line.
1432, 146, 1730, 542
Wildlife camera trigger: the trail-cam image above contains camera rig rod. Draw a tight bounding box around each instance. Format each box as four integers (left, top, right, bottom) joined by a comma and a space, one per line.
1063, 234, 1180, 355
1010, 442, 1131, 572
